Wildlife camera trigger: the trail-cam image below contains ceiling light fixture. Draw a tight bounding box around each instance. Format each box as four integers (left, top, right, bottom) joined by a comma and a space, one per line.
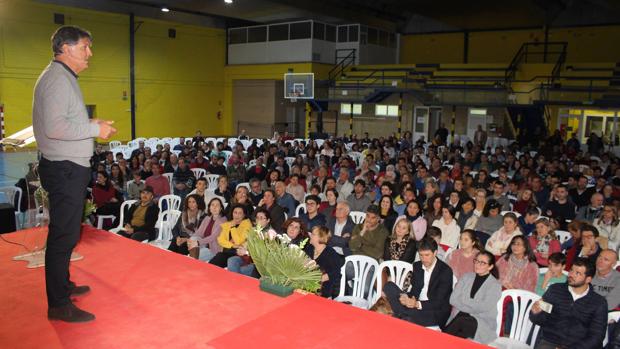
161, 7, 170, 12
224, 0, 233, 4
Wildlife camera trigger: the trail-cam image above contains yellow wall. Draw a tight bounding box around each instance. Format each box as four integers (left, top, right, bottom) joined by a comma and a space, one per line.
401, 25, 620, 64
0, 0, 226, 142
400, 33, 464, 64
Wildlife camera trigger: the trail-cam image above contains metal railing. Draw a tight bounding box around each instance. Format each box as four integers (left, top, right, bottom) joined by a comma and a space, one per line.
328, 49, 356, 82
505, 42, 568, 86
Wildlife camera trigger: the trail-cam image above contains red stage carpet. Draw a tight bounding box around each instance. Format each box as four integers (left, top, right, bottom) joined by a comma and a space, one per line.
0, 226, 489, 349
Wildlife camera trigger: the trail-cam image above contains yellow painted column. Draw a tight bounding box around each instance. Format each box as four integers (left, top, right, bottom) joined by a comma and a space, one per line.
305, 102, 311, 139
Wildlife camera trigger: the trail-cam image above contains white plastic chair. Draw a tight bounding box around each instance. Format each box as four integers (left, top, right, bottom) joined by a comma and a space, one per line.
334, 255, 379, 309
190, 168, 206, 180
374, 260, 413, 303
501, 211, 522, 218
162, 173, 174, 194
349, 211, 366, 224
205, 174, 220, 191
109, 140, 122, 148
109, 200, 137, 234
150, 209, 181, 246
538, 267, 568, 276
555, 230, 571, 245
247, 159, 257, 168
605, 311, 620, 347
493, 289, 541, 348
295, 203, 307, 217
0, 186, 23, 229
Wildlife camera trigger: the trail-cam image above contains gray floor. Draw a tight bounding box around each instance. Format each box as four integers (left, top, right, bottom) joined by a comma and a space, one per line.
0, 150, 39, 187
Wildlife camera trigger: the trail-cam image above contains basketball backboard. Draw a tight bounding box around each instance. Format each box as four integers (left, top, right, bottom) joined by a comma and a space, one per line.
284, 73, 314, 100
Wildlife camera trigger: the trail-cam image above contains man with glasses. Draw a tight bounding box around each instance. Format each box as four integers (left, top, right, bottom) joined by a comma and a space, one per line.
248, 178, 264, 206
530, 257, 607, 349
566, 224, 602, 270
299, 195, 326, 231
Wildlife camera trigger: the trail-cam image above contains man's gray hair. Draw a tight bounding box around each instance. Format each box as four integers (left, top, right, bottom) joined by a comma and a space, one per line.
51, 25, 92, 56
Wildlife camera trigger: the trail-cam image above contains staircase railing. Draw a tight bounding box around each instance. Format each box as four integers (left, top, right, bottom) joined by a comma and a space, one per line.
505, 41, 568, 87
328, 49, 356, 82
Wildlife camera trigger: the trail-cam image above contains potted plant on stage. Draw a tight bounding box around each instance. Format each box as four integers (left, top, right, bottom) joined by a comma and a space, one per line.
246, 225, 321, 297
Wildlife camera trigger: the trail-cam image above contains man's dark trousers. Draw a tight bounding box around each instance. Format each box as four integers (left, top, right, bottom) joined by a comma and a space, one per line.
39, 157, 91, 307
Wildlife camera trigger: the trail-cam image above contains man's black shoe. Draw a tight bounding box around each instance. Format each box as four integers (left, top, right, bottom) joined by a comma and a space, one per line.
48, 303, 95, 323
70, 285, 91, 296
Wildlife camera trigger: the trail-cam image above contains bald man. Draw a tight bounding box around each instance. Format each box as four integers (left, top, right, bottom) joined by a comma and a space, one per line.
591, 249, 620, 310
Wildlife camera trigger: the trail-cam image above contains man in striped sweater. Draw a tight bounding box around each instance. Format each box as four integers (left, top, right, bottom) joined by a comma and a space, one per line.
530, 257, 608, 349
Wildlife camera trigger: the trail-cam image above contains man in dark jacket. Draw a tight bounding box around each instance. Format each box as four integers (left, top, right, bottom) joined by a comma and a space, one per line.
260, 189, 285, 234
383, 237, 453, 327
325, 201, 356, 256
117, 186, 160, 241
530, 257, 607, 349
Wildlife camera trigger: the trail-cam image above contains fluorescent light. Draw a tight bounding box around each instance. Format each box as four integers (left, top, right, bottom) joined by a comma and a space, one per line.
224, 0, 233, 4
161, 7, 170, 12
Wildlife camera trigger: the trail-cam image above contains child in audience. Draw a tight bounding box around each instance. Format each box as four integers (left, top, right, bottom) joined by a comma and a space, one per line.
535, 252, 567, 296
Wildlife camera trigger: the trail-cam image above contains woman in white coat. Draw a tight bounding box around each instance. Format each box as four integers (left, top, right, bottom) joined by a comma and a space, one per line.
444, 250, 502, 344
432, 205, 461, 249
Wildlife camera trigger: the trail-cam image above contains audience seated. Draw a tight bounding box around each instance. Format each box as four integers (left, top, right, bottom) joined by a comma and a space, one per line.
566, 224, 602, 270
535, 252, 567, 296
117, 186, 159, 241
145, 163, 170, 200
530, 257, 607, 349
485, 212, 522, 256
593, 204, 620, 250
325, 201, 355, 256
299, 195, 326, 232
403, 200, 427, 241
319, 188, 338, 218
528, 218, 562, 266
92, 170, 122, 224
383, 237, 453, 327
274, 181, 296, 216
127, 171, 145, 200
444, 250, 502, 344
349, 204, 389, 261
591, 248, 620, 310
168, 194, 206, 256
172, 158, 195, 200
432, 205, 461, 249
496, 235, 539, 292
209, 204, 252, 269
474, 200, 503, 245
259, 189, 285, 233
188, 197, 226, 262
383, 216, 417, 263
446, 230, 482, 279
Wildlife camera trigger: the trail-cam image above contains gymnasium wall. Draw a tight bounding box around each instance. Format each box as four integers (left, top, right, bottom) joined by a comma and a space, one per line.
400, 25, 620, 64
0, 0, 226, 142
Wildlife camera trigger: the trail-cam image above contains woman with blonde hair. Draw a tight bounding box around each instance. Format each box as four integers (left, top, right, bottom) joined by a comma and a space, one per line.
383, 216, 417, 263
528, 218, 561, 266
304, 226, 344, 297
473, 188, 487, 217
593, 204, 620, 250
513, 188, 537, 216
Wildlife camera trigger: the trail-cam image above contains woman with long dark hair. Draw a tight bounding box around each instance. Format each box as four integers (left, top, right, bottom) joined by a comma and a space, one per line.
446, 230, 483, 279
496, 235, 539, 292
444, 250, 502, 344
168, 194, 206, 256
189, 197, 227, 262
379, 194, 398, 233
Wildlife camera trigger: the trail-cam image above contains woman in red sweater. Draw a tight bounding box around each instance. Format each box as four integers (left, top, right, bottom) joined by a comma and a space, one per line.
92, 171, 121, 224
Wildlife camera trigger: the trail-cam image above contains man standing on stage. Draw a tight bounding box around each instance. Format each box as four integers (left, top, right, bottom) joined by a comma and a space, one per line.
33, 26, 116, 322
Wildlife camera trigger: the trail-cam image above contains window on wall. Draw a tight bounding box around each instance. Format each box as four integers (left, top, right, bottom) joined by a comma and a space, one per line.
341, 103, 362, 115
326, 25, 336, 42
269, 24, 289, 41
338, 26, 347, 43
247, 26, 267, 43
229, 28, 247, 44
290, 21, 311, 40
375, 104, 399, 117
313, 22, 325, 40
348, 25, 359, 42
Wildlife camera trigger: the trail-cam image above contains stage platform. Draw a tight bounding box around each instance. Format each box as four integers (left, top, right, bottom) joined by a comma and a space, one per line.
0, 226, 488, 349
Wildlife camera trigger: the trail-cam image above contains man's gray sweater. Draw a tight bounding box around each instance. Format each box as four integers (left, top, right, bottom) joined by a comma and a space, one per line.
32, 61, 100, 167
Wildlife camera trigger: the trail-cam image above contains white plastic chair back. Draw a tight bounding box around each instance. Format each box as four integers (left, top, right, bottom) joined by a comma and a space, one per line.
240, 140, 252, 149
538, 267, 568, 276
109, 140, 121, 148
374, 260, 413, 303
222, 150, 232, 162
190, 168, 206, 180
285, 157, 296, 168
0, 186, 23, 229
295, 203, 307, 217
205, 174, 220, 191
554, 230, 571, 245
236, 182, 251, 191
247, 159, 257, 168
158, 209, 181, 242
334, 255, 379, 309
162, 173, 174, 194
109, 200, 137, 234
496, 289, 541, 347
349, 211, 366, 224
501, 211, 522, 218
158, 194, 181, 213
